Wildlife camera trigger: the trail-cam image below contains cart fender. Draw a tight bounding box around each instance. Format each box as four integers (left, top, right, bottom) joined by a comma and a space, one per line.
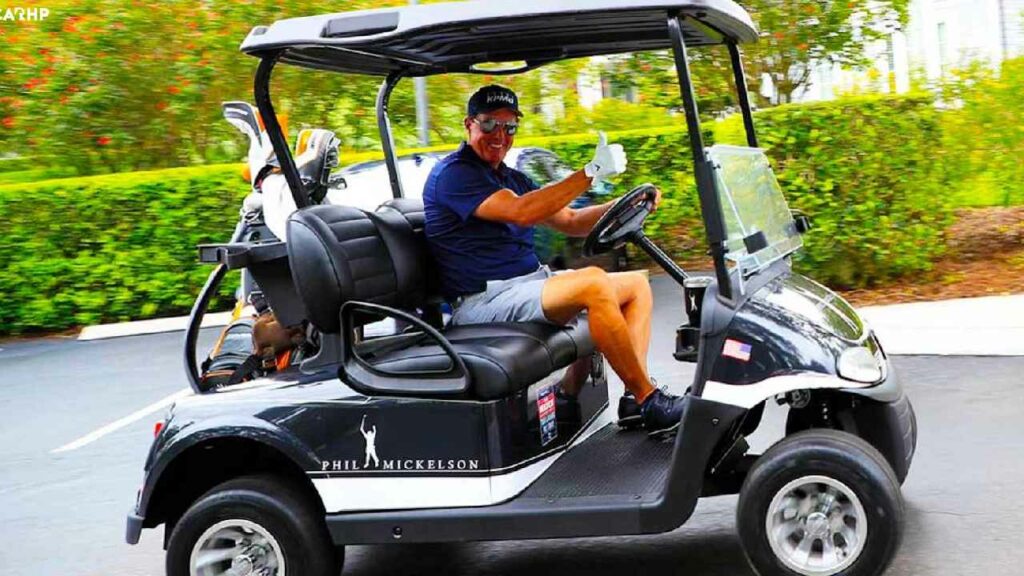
701, 373, 872, 409
138, 415, 320, 517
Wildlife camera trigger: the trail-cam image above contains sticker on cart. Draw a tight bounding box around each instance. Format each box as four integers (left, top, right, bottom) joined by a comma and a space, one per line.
722, 338, 752, 362
537, 385, 558, 446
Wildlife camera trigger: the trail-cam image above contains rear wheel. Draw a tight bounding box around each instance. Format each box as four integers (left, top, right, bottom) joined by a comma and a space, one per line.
166, 475, 341, 576
737, 430, 903, 576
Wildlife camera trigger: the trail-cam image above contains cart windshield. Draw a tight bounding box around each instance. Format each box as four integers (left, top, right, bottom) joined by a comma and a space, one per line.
708, 145, 802, 278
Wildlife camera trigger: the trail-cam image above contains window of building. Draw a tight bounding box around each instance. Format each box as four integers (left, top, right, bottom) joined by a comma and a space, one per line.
937, 22, 948, 76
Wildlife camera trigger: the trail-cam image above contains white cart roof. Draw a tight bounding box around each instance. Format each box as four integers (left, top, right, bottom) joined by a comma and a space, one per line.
241, 0, 757, 76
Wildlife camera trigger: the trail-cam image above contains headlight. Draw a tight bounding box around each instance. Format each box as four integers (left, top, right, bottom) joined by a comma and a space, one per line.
837, 346, 882, 383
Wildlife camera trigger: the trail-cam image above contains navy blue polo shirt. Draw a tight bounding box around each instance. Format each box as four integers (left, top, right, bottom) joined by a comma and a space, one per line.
423, 142, 541, 297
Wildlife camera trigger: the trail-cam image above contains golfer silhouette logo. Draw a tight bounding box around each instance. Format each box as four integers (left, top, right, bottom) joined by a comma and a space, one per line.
360, 414, 379, 468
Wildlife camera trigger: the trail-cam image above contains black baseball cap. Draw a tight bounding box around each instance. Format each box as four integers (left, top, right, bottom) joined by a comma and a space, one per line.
467, 84, 523, 117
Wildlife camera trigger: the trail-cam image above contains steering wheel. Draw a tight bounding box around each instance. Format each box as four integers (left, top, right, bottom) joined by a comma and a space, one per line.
582, 183, 658, 257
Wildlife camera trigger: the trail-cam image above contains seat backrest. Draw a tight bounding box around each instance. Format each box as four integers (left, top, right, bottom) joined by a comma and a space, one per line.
286, 204, 426, 333
378, 197, 426, 229
376, 198, 446, 298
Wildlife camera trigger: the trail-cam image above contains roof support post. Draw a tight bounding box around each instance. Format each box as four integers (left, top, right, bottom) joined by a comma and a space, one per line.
727, 42, 758, 148
668, 13, 732, 302
377, 72, 406, 199
254, 53, 308, 209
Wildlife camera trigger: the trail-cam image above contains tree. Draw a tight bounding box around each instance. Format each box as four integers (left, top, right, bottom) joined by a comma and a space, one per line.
939, 57, 1024, 206
603, 0, 911, 113
0, 0, 410, 174
0, 0, 595, 174
749, 0, 910, 104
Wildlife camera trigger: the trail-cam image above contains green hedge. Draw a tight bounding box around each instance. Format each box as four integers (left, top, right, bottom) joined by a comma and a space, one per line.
0, 157, 35, 174
0, 95, 954, 335
717, 94, 955, 288
0, 165, 242, 333
0, 167, 79, 186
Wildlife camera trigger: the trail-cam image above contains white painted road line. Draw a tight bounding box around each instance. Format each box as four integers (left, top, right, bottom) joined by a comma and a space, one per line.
51, 388, 192, 454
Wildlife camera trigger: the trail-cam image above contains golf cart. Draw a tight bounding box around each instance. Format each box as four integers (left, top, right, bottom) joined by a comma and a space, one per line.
126, 3, 918, 576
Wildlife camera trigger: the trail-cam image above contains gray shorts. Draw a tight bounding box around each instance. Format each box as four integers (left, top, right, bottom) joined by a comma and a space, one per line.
450, 265, 563, 326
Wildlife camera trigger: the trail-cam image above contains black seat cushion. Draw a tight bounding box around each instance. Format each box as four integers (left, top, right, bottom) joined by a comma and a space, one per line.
363, 320, 593, 400
441, 320, 593, 368
287, 201, 597, 400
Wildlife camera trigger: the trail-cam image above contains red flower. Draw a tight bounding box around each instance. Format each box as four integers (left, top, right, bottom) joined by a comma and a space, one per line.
1, 117, 15, 129
155, 101, 167, 111
59, 95, 69, 105
97, 135, 111, 146
168, 85, 181, 95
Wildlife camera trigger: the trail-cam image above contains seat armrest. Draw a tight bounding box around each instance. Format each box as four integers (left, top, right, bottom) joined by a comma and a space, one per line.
340, 301, 470, 397
197, 241, 288, 269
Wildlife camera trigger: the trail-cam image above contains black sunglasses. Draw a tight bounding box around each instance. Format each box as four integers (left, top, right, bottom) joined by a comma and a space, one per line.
473, 117, 519, 136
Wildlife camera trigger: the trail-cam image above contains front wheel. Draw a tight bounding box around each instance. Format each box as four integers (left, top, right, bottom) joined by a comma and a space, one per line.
166, 475, 341, 576
737, 430, 904, 576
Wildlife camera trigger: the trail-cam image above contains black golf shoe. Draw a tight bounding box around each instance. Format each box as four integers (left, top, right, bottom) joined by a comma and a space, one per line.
640, 388, 686, 438
616, 377, 660, 429
616, 391, 642, 429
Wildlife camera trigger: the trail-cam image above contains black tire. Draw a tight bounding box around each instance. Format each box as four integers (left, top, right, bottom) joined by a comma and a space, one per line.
785, 397, 918, 487
737, 430, 904, 576
166, 474, 341, 576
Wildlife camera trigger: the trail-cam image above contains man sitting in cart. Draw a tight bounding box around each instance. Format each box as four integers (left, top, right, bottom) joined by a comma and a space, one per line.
424, 85, 686, 437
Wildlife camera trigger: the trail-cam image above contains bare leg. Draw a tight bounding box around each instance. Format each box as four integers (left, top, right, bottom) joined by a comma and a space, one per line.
607, 271, 654, 371
542, 267, 655, 403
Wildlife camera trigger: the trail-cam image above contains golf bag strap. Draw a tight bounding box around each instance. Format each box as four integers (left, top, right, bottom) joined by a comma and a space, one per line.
227, 354, 263, 386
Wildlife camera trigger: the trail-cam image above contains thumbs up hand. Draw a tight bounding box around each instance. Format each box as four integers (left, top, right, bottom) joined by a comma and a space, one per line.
584, 131, 627, 185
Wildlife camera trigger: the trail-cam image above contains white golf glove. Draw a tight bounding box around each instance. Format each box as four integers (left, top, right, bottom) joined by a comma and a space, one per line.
584, 131, 627, 184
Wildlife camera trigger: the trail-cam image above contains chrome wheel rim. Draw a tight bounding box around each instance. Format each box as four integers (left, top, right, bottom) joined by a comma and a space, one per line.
765, 475, 868, 576
190, 518, 285, 576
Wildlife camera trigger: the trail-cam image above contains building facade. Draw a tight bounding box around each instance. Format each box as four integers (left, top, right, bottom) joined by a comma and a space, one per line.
579, 0, 1024, 108
800, 0, 1024, 101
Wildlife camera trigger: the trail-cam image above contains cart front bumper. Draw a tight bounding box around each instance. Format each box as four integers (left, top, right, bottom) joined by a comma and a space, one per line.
126, 509, 144, 545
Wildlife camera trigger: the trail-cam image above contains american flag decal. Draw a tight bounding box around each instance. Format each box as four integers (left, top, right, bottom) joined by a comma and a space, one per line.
722, 338, 752, 362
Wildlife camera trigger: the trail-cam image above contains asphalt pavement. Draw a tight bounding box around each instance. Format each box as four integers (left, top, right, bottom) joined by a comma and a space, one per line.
1, 277, 1022, 576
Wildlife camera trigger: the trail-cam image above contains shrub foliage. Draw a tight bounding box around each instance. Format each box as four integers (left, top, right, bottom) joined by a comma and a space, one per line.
0, 165, 241, 333
720, 94, 954, 288
0, 96, 953, 334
